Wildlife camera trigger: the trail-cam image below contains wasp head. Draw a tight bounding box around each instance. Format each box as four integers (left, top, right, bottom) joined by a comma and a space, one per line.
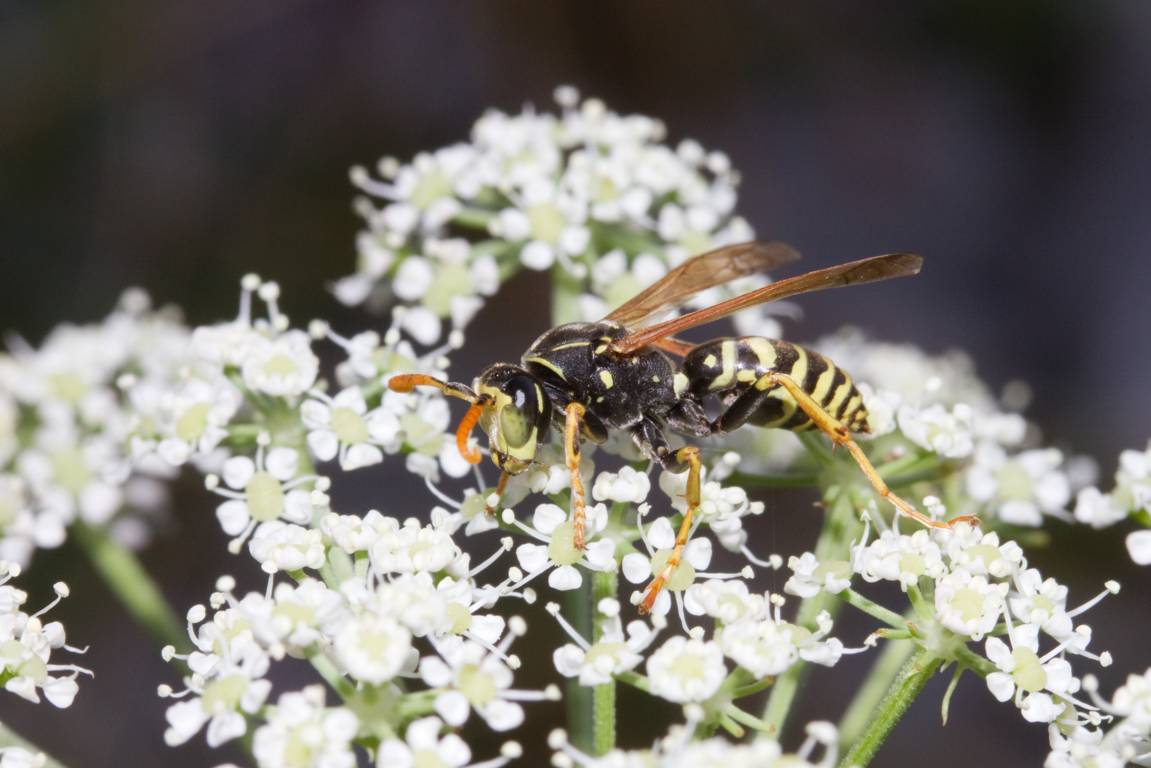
474, 364, 551, 475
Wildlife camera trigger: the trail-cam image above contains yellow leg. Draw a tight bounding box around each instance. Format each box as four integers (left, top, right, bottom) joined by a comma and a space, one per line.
565, 402, 588, 550
764, 372, 977, 530
639, 446, 701, 614
483, 471, 510, 517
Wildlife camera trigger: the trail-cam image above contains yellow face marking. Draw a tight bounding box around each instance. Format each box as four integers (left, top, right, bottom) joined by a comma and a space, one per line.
599, 370, 614, 389
524, 355, 566, 381
746, 337, 777, 371
673, 372, 689, 397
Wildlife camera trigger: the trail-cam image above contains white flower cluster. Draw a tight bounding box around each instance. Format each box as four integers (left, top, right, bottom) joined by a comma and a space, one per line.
334, 86, 758, 346
1074, 440, 1151, 565
549, 715, 841, 768
0, 563, 89, 709
787, 514, 1120, 732
1045, 667, 1151, 766
159, 509, 536, 765
0, 291, 188, 565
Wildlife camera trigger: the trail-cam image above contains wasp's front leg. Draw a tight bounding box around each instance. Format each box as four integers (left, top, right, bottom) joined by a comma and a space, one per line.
483, 471, 510, 516
564, 402, 588, 550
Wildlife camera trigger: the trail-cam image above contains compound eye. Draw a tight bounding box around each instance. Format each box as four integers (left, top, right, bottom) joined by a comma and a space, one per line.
497, 376, 543, 450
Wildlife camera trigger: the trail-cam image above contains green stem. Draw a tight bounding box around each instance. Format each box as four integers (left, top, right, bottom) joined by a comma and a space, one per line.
841, 589, 906, 628
837, 648, 941, 768
760, 491, 860, 739
72, 521, 185, 650
552, 264, 601, 751
837, 639, 915, 749
591, 570, 618, 755
728, 470, 821, 489
0, 721, 67, 768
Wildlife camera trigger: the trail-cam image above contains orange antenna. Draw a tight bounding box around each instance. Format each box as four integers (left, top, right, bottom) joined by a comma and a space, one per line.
455, 401, 486, 464
388, 373, 477, 403
389, 374, 487, 463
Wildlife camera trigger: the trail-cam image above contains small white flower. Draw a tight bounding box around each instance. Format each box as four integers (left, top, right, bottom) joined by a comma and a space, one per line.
852, 529, 945, 590
368, 515, 462, 575
939, 524, 1025, 580
622, 516, 715, 617
507, 503, 616, 592
376, 716, 472, 768
984, 623, 1078, 724
209, 446, 315, 551
1073, 485, 1128, 530
252, 686, 359, 768
241, 331, 319, 397
645, 636, 726, 704
933, 568, 1008, 641
684, 580, 766, 625
248, 521, 326, 573
966, 445, 1071, 526
420, 639, 552, 732
333, 614, 413, 685
302, 386, 399, 470
592, 466, 651, 504
154, 375, 241, 466
719, 603, 844, 679
550, 601, 657, 686
785, 552, 853, 599
898, 402, 975, 459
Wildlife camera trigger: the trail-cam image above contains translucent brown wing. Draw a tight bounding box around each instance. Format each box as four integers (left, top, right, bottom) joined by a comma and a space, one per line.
603, 241, 801, 329
611, 252, 924, 355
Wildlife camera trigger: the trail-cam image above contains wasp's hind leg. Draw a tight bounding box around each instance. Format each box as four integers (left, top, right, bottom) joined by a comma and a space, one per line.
737, 372, 975, 530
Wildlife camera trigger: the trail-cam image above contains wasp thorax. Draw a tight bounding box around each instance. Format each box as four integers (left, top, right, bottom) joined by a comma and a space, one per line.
475, 364, 551, 474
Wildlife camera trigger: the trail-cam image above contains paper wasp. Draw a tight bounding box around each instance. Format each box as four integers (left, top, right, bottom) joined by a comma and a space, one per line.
390, 241, 972, 612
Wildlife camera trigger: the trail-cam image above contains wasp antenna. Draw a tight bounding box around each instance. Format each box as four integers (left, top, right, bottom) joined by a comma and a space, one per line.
456, 401, 487, 464
388, 373, 477, 403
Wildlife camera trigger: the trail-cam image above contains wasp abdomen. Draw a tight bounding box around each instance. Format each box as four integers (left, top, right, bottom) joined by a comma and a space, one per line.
682, 337, 870, 433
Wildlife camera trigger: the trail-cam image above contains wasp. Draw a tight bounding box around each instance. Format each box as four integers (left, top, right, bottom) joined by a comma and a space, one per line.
390, 242, 973, 612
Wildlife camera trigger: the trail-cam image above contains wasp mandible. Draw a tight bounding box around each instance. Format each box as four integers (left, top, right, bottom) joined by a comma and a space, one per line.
390, 241, 973, 612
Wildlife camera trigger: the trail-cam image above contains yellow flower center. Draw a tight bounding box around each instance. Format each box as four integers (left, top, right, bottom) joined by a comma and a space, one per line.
246, 471, 285, 522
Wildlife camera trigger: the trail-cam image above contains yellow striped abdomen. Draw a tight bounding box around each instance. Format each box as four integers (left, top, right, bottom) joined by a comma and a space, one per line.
681, 337, 870, 433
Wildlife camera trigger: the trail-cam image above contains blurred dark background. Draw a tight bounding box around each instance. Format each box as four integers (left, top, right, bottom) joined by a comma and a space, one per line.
2, 1, 1151, 766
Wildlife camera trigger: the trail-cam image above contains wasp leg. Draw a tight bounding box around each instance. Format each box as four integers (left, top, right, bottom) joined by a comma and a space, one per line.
743, 372, 975, 531
631, 416, 677, 467
564, 402, 588, 550
665, 398, 713, 439
639, 445, 702, 615
483, 471, 510, 516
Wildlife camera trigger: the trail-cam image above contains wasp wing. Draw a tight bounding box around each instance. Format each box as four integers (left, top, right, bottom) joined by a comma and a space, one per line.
604, 241, 801, 329
611, 252, 923, 355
